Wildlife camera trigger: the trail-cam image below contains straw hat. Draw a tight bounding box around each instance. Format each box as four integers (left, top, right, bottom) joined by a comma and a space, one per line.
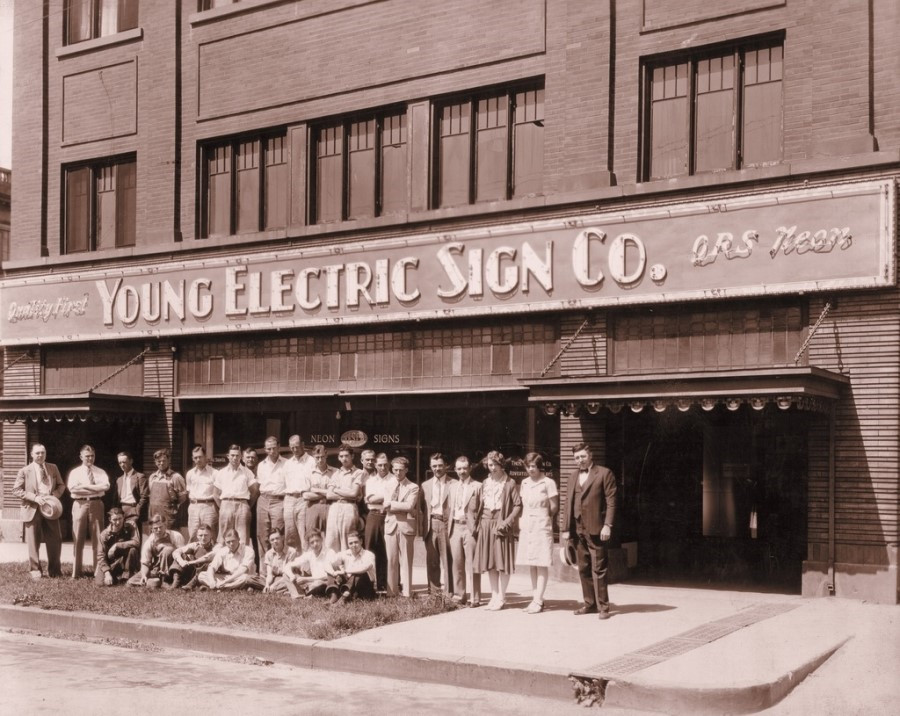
39, 496, 63, 520
559, 541, 578, 567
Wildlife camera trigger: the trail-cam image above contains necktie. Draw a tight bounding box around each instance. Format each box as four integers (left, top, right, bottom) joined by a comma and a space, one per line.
87, 467, 95, 485
40, 465, 50, 489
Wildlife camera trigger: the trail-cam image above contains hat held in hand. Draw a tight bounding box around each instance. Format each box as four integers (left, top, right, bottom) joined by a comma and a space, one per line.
39, 496, 63, 520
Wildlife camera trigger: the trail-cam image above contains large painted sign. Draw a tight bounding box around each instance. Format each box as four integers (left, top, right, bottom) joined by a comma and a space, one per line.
1, 180, 894, 346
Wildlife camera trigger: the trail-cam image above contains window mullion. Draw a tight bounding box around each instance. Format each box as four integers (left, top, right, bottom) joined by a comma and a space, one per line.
342, 121, 350, 221
506, 91, 514, 200
229, 140, 237, 236
89, 166, 98, 252
735, 49, 744, 169
468, 98, 476, 205
258, 136, 266, 231
688, 59, 697, 177
374, 115, 383, 217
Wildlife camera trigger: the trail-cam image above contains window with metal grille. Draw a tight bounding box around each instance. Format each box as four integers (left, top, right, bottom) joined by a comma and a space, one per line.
433, 82, 544, 208
311, 109, 408, 223
65, 0, 139, 45
643, 39, 783, 180
63, 156, 136, 253
200, 131, 287, 238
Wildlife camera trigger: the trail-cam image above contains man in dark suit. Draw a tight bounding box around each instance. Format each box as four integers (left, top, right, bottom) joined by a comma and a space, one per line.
565, 442, 617, 619
114, 451, 149, 533
12, 443, 66, 579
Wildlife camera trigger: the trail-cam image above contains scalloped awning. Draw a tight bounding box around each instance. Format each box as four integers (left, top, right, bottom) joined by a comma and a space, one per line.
522, 367, 848, 416
0, 392, 164, 423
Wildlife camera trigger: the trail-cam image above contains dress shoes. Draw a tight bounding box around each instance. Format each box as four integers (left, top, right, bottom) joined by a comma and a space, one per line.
574, 605, 598, 615
598, 611, 611, 620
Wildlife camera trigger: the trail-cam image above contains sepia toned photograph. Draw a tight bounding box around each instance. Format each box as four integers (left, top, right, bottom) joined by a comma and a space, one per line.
0, 1, 898, 714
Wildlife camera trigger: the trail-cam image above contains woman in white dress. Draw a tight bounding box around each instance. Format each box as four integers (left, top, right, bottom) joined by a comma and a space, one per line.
515, 453, 558, 614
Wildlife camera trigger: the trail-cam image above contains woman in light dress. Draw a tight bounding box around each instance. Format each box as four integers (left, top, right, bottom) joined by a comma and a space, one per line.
474, 451, 522, 611
515, 453, 558, 614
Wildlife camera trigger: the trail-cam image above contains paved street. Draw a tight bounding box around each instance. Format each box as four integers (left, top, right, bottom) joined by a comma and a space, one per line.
0, 630, 595, 716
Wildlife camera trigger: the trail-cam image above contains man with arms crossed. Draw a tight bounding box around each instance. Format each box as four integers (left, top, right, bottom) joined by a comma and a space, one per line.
384, 456, 419, 598
363, 452, 391, 592
284, 434, 315, 551
565, 443, 617, 620
67, 444, 110, 579
185, 445, 218, 542
256, 436, 288, 579
13, 443, 65, 579
215, 444, 258, 545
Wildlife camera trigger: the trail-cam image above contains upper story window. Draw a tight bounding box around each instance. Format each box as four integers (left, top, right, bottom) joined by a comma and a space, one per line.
199, 0, 241, 10
643, 39, 783, 180
65, 0, 139, 45
63, 156, 136, 253
200, 131, 287, 238
311, 109, 408, 224
433, 83, 544, 209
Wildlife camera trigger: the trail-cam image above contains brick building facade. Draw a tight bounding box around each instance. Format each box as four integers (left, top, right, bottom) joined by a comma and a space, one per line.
1, 0, 898, 602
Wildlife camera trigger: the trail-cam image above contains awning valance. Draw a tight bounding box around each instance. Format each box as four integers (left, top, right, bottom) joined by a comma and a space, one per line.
522, 367, 848, 416
0, 392, 164, 423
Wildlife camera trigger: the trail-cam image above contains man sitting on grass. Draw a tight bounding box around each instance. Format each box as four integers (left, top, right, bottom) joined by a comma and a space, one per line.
95, 507, 140, 586
333, 531, 377, 603
283, 529, 341, 602
261, 527, 298, 594
198, 528, 256, 591
167, 522, 218, 590
128, 513, 185, 588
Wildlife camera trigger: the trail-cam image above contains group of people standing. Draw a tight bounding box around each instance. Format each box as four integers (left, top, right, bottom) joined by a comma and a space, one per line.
13, 438, 618, 618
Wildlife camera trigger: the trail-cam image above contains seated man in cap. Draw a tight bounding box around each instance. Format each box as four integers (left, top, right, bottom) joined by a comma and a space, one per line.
95, 507, 141, 586
128, 513, 184, 588
198, 528, 256, 591
282, 529, 341, 602
333, 531, 377, 602
167, 522, 218, 590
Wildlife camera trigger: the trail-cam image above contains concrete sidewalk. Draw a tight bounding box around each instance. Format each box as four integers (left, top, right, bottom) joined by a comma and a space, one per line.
0, 539, 895, 714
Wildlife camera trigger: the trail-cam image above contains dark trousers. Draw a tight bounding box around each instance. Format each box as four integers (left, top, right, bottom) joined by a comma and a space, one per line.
24, 513, 62, 577
94, 547, 139, 585
364, 511, 388, 591
256, 494, 284, 578
575, 524, 610, 612
341, 572, 376, 601
424, 517, 452, 594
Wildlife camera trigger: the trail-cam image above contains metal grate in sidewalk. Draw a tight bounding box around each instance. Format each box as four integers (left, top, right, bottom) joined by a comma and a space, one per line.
582, 601, 800, 677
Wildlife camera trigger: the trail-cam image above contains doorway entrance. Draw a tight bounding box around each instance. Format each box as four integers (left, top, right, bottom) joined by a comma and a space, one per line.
608, 405, 808, 591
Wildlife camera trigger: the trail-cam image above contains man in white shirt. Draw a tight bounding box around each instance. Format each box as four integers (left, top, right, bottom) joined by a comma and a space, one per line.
363, 452, 391, 591
334, 531, 377, 602
418, 453, 456, 596
199, 528, 256, 591
256, 436, 288, 578
67, 444, 110, 579
284, 434, 315, 552
185, 445, 218, 542
214, 444, 258, 545
283, 529, 341, 601
128, 514, 185, 587
448, 455, 483, 606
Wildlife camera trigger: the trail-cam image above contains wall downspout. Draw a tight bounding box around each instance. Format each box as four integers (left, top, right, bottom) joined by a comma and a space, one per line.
828, 402, 836, 595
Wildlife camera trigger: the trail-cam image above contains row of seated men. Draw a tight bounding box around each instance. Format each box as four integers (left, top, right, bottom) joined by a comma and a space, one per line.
100, 508, 376, 603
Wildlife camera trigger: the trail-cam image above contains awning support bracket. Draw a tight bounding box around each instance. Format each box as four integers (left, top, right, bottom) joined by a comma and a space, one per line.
541, 317, 591, 378
0, 350, 33, 375
793, 300, 832, 366
90, 346, 151, 392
